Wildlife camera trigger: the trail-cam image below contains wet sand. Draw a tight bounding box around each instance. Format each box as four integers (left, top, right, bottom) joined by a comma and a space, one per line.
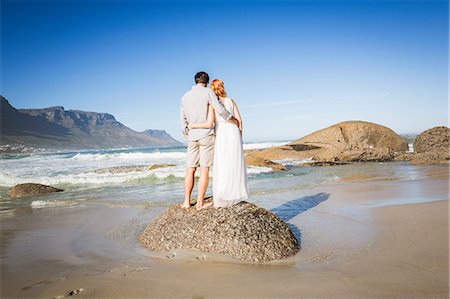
1, 172, 448, 298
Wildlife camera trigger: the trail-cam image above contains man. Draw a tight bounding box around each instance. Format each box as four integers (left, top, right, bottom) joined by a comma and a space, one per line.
180, 71, 239, 210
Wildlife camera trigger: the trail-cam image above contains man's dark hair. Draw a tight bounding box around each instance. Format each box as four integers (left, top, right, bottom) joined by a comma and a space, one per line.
195, 71, 209, 84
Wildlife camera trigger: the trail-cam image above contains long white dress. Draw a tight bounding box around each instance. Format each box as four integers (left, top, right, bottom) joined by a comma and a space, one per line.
213, 97, 249, 207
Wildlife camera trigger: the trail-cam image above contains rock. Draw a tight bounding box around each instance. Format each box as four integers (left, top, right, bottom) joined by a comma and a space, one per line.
336, 148, 395, 162
139, 201, 300, 262
302, 161, 351, 166
244, 155, 287, 172
293, 121, 408, 152
246, 121, 408, 164
69, 288, 83, 296
413, 126, 449, 153
8, 183, 63, 198
408, 126, 449, 165
394, 152, 414, 161
410, 151, 449, 165
148, 164, 176, 170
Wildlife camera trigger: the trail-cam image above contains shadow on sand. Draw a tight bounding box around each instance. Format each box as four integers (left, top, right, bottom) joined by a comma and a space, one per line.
271, 193, 330, 246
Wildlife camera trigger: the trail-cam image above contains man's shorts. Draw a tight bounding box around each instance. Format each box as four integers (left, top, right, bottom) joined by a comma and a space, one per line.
186, 135, 215, 168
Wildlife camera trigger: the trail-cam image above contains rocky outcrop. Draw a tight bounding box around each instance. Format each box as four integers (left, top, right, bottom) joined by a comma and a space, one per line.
409, 127, 449, 165
8, 183, 63, 198
293, 121, 408, 152
246, 121, 408, 165
410, 151, 449, 165
139, 201, 300, 262
413, 126, 449, 153
244, 155, 287, 172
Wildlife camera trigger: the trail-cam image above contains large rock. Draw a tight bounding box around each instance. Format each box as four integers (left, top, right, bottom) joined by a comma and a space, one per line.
410, 151, 449, 165
8, 183, 63, 198
246, 121, 408, 164
139, 201, 300, 262
410, 126, 449, 165
413, 126, 449, 153
244, 155, 287, 172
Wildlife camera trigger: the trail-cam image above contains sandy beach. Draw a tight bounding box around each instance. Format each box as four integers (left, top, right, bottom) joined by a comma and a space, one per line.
0, 163, 448, 298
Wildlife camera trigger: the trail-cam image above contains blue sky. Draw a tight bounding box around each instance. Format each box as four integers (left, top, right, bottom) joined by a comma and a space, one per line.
1, 0, 448, 142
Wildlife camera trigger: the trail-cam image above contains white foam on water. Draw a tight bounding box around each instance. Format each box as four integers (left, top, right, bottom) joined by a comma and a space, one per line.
0, 143, 287, 188
246, 166, 273, 174
71, 151, 186, 162
31, 200, 79, 209
243, 141, 289, 150
273, 157, 314, 166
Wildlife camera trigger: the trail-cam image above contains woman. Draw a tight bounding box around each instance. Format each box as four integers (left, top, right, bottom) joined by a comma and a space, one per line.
188, 79, 249, 207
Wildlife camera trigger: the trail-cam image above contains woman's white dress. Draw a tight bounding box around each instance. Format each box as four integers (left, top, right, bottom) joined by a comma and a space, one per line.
213, 97, 249, 207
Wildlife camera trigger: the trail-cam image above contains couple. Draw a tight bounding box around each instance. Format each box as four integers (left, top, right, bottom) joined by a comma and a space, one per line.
180, 71, 249, 210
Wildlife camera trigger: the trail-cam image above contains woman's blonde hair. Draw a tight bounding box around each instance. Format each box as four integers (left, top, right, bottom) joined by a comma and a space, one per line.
210, 79, 227, 97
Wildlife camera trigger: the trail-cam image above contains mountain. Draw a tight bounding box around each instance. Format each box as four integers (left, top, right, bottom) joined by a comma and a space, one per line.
141, 129, 180, 144
0, 96, 181, 152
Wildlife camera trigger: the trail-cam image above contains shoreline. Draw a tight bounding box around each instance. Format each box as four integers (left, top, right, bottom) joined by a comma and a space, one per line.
1, 170, 448, 298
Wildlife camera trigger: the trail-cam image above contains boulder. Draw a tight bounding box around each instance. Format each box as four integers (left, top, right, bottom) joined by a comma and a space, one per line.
292, 121, 408, 152
244, 155, 287, 172
8, 183, 63, 198
394, 152, 414, 161
246, 121, 408, 164
408, 126, 450, 165
413, 126, 449, 153
410, 151, 449, 165
337, 148, 395, 162
139, 201, 300, 262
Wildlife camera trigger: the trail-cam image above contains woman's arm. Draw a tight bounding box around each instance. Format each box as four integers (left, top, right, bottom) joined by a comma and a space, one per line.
188, 105, 215, 129
231, 99, 243, 133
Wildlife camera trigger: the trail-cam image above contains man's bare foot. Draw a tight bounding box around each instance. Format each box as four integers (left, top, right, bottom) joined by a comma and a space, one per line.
196, 201, 212, 211
181, 201, 191, 209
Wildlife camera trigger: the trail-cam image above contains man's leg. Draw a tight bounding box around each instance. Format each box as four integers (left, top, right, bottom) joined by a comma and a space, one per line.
182, 167, 196, 208
196, 135, 214, 210
197, 166, 212, 210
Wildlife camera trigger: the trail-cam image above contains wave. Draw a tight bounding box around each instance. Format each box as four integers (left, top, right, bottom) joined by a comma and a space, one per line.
0, 164, 273, 187
243, 141, 289, 150
31, 200, 79, 209
71, 151, 186, 162
273, 158, 314, 166
0, 143, 288, 188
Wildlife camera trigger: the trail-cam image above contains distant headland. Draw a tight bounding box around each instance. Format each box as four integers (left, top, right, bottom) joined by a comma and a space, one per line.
0, 96, 181, 153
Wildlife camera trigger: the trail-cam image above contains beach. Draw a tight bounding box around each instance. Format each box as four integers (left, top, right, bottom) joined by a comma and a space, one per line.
1, 151, 448, 298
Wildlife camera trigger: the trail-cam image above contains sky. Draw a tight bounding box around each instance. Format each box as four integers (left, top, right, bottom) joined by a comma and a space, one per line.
1, 0, 448, 142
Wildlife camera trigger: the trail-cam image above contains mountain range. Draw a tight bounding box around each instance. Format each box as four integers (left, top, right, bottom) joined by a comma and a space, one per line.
0, 96, 181, 152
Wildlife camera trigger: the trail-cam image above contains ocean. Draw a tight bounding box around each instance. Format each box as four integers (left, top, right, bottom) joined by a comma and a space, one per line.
0, 141, 434, 214
1, 141, 448, 299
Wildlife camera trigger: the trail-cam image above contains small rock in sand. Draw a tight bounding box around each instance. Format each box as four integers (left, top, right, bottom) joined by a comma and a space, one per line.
69, 288, 83, 296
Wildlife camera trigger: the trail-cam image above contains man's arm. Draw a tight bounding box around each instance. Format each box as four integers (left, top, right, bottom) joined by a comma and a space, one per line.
188, 105, 215, 129
207, 90, 239, 126
180, 99, 189, 137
